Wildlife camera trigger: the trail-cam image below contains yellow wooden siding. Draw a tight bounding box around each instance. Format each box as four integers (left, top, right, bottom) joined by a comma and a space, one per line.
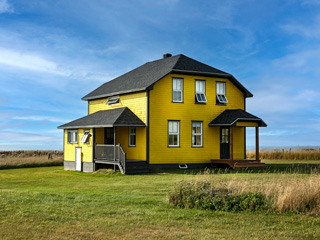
116, 127, 146, 160
232, 127, 245, 159
236, 122, 258, 127
64, 128, 93, 162
95, 128, 104, 144
88, 92, 147, 124
149, 74, 245, 164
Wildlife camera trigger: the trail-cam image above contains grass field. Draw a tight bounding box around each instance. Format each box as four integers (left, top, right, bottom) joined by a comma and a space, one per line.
0, 151, 63, 169
0, 160, 320, 239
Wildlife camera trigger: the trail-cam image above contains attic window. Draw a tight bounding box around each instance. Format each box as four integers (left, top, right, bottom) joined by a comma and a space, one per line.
195, 80, 207, 103
107, 96, 120, 105
80, 130, 90, 144
216, 82, 228, 104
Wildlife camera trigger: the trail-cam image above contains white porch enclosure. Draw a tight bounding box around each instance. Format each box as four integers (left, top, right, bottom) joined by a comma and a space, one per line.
94, 144, 126, 173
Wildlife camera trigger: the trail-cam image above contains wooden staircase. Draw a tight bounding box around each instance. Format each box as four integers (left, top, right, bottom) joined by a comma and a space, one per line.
211, 159, 268, 170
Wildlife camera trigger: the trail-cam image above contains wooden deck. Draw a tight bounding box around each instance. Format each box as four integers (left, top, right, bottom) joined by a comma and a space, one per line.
211, 159, 268, 170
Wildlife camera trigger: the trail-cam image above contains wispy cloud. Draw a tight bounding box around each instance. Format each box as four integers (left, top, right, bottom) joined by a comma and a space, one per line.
0, 131, 59, 143
0, 48, 71, 76
0, 0, 13, 14
13, 116, 70, 123
281, 16, 320, 39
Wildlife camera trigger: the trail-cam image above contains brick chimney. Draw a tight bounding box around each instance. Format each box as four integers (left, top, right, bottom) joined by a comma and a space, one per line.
163, 53, 172, 58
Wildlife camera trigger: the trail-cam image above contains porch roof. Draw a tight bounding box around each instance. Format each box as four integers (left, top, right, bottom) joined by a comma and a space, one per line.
58, 107, 146, 129
208, 109, 267, 127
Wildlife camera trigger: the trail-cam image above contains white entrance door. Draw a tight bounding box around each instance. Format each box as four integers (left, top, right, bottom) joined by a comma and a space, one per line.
75, 147, 82, 171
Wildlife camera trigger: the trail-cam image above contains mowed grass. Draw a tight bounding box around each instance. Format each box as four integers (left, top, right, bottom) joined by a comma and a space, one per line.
0, 162, 320, 239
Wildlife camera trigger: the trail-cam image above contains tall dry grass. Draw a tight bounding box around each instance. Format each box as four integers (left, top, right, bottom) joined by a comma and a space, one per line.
0, 151, 63, 169
193, 169, 320, 215
247, 149, 320, 160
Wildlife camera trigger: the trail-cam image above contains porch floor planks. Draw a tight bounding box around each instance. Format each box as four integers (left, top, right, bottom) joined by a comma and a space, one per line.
211, 159, 268, 170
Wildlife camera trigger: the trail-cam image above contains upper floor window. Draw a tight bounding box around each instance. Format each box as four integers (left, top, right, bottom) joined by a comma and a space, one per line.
80, 129, 90, 144
195, 80, 207, 103
172, 78, 183, 102
216, 82, 228, 104
129, 127, 136, 147
107, 95, 120, 105
192, 121, 203, 147
67, 130, 78, 144
168, 121, 180, 147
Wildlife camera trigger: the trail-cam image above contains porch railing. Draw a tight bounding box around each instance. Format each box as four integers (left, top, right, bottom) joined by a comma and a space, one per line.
95, 144, 126, 174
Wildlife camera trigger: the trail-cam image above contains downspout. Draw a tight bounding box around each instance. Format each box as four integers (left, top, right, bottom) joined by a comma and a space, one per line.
146, 90, 150, 165
114, 126, 116, 171
244, 96, 246, 159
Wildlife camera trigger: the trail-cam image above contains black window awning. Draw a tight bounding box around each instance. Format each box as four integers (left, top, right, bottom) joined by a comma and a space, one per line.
209, 109, 267, 127
58, 107, 146, 129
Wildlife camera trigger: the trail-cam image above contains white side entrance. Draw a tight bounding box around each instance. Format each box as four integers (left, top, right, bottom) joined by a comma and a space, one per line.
75, 147, 82, 171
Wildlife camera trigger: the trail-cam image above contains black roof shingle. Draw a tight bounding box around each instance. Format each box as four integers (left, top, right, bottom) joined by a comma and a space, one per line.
209, 109, 267, 127
82, 54, 253, 100
58, 107, 145, 129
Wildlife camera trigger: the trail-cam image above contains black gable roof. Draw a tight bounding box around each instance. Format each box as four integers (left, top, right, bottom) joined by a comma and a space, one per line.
209, 109, 267, 127
82, 54, 253, 101
57, 107, 146, 129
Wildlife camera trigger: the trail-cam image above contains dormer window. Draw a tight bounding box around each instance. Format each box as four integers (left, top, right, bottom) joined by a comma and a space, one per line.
106, 95, 120, 105
172, 78, 183, 102
216, 82, 228, 104
195, 80, 207, 103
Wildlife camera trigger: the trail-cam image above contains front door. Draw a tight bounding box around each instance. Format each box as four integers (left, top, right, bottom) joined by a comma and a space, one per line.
75, 147, 82, 171
220, 127, 230, 159
104, 127, 114, 144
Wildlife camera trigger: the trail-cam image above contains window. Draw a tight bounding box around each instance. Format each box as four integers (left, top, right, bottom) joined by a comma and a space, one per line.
104, 128, 114, 144
80, 129, 90, 144
216, 82, 228, 104
192, 122, 203, 147
129, 127, 136, 147
168, 121, 180, 147
106, 95, 120, 105
172, 78, 183, 102
67, 130, 78, 144
221, 128, 229, 143
195, 80, 207, 103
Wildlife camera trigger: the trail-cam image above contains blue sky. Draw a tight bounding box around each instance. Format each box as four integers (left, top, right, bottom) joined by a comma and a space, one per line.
0, 0, 319, 150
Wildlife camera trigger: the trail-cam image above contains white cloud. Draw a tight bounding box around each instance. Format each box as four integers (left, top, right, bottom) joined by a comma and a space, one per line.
282, 16, 320, 39
0, 131, 59, 143
0, 48, 70, 76
0, 0, 13, 14
13, 116, 70, 123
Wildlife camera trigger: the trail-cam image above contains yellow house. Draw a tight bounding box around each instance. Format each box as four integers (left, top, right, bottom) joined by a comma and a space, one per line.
58, 53, 267, 173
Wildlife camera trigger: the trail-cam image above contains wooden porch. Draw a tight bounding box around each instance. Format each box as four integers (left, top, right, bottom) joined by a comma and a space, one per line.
94, 144, 149, 174
211, 126, 267, 170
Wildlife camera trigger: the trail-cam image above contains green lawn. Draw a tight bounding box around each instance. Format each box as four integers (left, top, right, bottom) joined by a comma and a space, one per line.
0, 162, 320, 240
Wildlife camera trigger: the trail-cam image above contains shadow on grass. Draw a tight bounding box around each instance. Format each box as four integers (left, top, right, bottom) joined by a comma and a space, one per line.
0, 162, 63, 170
149, 163, 320, 175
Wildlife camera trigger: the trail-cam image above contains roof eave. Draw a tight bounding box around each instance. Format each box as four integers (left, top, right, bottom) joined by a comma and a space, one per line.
81, 88, 147, 101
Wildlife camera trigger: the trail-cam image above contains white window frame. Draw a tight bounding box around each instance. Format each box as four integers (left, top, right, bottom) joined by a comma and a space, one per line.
129, 127, 136, 147
195, 80, 207, 103
106, 95, 120, 105
192, 121, 203, 147
216, 82, 228, 104
67, 130, 78, 144
168, 121, 180, 147
80, 129, 90, 144
172, 78, 183, 102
